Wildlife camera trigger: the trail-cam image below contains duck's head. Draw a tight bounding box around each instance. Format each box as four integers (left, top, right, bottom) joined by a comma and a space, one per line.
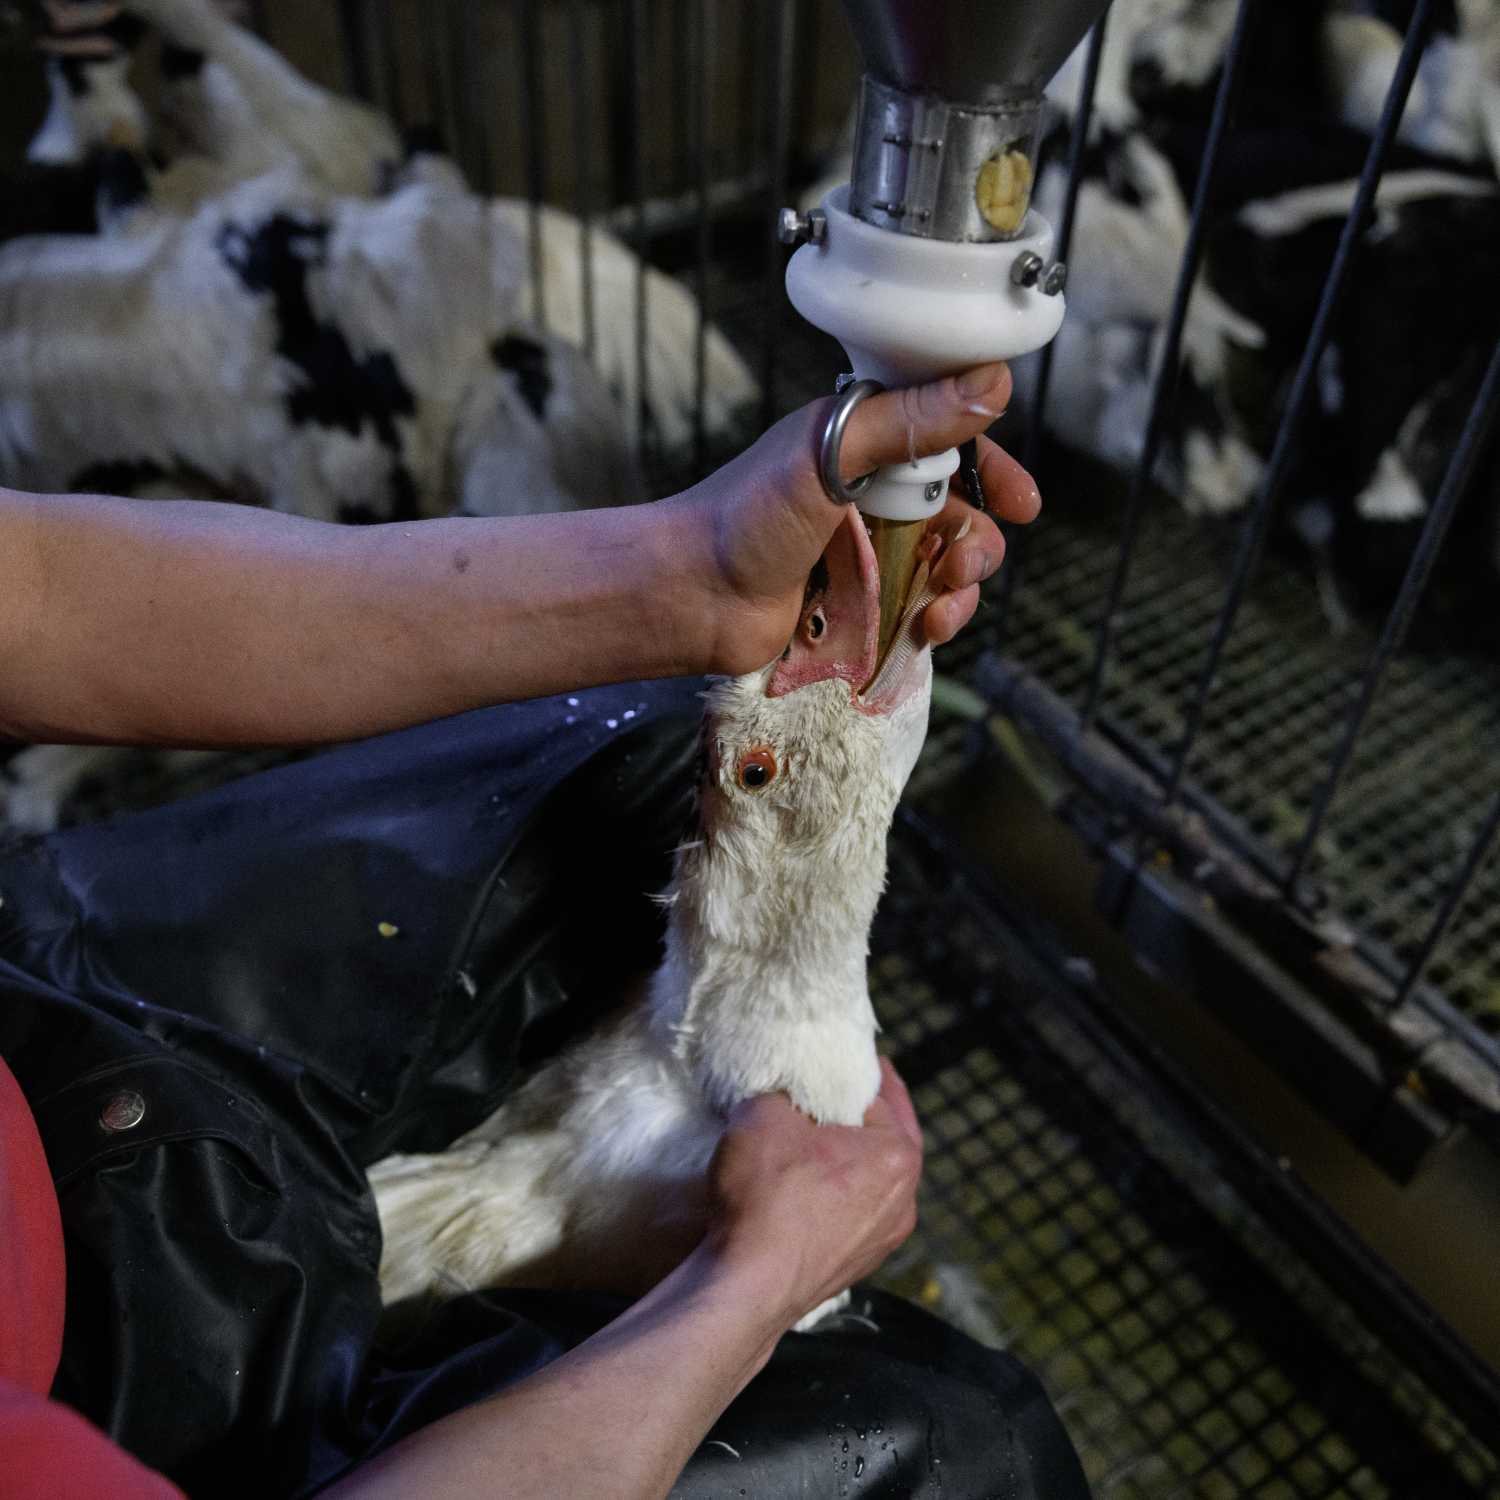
696, 506, 933, 862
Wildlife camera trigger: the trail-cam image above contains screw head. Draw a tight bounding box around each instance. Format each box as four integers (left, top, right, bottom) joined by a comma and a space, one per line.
778, 207, 827, 248
1010, 250, 1044, 289
100, 1089, 146, 1134
924, 480, 945, 502
1042, 261, 1068, 296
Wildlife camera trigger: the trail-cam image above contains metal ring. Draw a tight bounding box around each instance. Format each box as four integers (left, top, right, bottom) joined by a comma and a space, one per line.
818, 377, 886, 506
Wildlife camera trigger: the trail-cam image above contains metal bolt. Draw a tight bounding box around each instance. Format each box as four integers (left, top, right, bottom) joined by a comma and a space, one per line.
100, 1089, 146, 1134
924, 481, 945, 503
777, 207, 827, 248
1042, 261, 1069, 296
1010, 250, 1044, 289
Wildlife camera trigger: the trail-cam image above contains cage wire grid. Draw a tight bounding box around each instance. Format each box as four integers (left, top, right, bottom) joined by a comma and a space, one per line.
873, 820, 1500, 1500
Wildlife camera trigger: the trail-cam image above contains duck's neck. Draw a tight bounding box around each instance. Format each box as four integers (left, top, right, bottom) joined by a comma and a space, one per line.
647, 803, 893, 1126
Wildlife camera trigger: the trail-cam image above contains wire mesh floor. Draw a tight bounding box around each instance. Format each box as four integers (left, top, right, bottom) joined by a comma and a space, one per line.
872, 821, 1500, 1500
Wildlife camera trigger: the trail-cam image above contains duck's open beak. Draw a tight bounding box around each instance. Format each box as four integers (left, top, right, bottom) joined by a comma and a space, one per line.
766, 506, 932, 715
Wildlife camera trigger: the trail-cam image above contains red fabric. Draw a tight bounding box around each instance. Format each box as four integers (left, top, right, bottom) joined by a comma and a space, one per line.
0, 1054, 64, 1395
0, 1384, 186, 1500
0, 1056, 186, 1499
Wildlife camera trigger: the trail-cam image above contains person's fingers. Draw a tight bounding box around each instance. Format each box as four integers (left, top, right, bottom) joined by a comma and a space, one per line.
953, 435, 1042, 524
928, 497, 1005, 597
837, 365, 1012, 480
977, 436, 1042, 523
727, 1090, 801, 1133
869, 1057, 924, 1151
923, 583, 981, 645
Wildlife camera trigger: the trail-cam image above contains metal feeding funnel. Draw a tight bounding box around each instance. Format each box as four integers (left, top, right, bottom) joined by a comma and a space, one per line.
841, 0, 1110, 109
836, 0, 1110, 241
783, 0, 1109, 673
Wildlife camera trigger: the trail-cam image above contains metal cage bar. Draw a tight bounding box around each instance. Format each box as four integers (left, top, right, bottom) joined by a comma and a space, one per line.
670, 0, 691, 195
421, 1, 459, 171
1285, 335, 1500, 893
1081, 0, 1259, 732
371, 0, 402, 128
1162, 0, 1438, 804
336, 0, 372, 102
567, 0, 597, 362
691, 0, 715, 471
437, 2, 470, 184
1394, 790, 1500, 1012
759, 0, 797, 432
516, 0, 548, 333
458, 1, 493, 194
627, 0, 651, 458
736, 3, 759, 183
994, 9, 1111, 633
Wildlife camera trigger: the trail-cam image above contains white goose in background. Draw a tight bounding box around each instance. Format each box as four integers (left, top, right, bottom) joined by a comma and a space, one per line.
370, 507, 934, 1325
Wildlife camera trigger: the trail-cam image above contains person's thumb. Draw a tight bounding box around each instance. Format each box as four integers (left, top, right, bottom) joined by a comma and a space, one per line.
837, 364, 1011, 482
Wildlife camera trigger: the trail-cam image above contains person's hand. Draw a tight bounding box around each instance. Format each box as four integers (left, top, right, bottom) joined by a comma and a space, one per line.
703, 1057, 924, 1329
670, 364, 1041, 677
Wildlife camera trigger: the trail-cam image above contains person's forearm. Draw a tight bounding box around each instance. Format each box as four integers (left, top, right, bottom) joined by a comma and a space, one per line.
0, 489, 716, 747
322, 1243, 787, 1500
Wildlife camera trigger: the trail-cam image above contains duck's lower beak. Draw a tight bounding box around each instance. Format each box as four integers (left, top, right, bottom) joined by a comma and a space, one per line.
858, 560, 935, 715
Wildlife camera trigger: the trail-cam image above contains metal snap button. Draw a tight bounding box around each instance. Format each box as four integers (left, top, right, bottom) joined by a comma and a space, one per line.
99, 1089, 146, 1134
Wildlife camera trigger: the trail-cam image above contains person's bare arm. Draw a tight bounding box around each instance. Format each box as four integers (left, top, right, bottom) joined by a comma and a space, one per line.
321, 1059, 924, 1500
0, 365, 1037, 747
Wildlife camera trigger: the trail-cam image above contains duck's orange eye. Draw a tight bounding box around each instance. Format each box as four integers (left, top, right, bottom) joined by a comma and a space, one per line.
736, 746, 778, 791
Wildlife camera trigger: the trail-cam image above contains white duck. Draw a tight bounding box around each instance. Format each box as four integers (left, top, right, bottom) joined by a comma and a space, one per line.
369, 505, 934, 1323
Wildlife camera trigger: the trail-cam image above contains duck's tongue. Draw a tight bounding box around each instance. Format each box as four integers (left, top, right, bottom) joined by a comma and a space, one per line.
766, 506, 932, 714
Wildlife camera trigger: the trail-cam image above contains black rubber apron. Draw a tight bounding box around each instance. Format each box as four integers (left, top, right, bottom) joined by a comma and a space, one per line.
0, 679, 1089, 1499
